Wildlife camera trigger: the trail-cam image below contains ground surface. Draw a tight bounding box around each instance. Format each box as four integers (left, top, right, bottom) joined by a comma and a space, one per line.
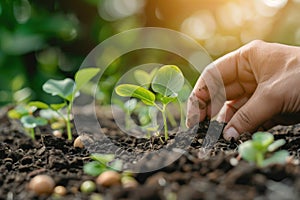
0, 106, 300, 200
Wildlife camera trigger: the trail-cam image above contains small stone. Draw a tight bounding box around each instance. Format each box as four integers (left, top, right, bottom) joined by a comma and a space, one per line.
96, 171, 121, 187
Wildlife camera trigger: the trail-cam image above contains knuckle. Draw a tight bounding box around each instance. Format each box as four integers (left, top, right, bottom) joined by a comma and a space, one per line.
235, 109, 253, 130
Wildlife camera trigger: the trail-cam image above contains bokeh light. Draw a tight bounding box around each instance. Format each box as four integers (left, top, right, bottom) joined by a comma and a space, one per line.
98, 0, 146, 21
181, 10, 216, 40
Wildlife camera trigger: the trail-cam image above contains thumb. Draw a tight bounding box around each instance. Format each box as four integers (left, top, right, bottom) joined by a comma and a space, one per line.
223, 89, 279, 141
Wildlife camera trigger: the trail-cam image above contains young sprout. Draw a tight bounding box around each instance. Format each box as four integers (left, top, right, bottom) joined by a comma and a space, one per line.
7, 104, 37, 119
238, 132, 289, 167
83, 154, 122, 176
20, 115, 47, 139
29, 68, 100, 140
115, 65, 184, 141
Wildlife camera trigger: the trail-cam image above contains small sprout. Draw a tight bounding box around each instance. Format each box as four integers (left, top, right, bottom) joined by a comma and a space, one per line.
7, 105, 37, 119
83, 154, 122, 176
30, 68, 100, 140
53, 186, 67, 196
74, 136, 84, 148
115, 65, 184, 141
53, 130, 63, 138
238, 132, 289, 167
20, 115, 47, 139
96, 171, 121, 187
80, 180, 96, 194
28, 175, 55, 195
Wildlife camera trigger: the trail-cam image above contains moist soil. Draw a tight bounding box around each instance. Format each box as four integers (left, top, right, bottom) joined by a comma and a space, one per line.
0, 106, 300, 200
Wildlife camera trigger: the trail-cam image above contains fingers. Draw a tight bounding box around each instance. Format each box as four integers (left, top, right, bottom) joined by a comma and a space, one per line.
216, 97, 249, 123
223, 87, 279, 141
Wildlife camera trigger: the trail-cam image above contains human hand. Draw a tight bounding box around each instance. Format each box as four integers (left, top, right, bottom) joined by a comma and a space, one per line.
186, 40, 300, 141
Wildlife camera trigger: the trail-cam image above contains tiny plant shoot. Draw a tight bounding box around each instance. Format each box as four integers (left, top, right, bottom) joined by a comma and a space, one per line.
20, 115, 47, 139
29, 68, 100, 140
115, 65, 184, 141
238, 132, 289, 167
83, 154, 122, 176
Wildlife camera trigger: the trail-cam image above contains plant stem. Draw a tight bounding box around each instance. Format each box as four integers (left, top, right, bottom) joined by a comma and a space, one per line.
66, 102, 72, 140
162, 104, 168, 141
30, 128, 35, 140
256, 153, 264, 167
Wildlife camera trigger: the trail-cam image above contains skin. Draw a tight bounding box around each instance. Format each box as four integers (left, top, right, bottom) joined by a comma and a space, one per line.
186, 40, 300, 141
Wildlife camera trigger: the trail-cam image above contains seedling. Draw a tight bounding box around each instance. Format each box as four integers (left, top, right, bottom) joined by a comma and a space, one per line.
238, 132, 289, 167
7, 104, 37, 119
20, 115, 48, 139
29, 68, 100, 140
115, 65, 185, 141
83, 154, 122, 176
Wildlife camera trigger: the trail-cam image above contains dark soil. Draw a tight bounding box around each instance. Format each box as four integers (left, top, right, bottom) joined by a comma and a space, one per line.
0, 106, 300, 200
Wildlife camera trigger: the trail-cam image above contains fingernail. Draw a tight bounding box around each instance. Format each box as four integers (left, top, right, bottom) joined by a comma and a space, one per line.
223, 127, 239, 141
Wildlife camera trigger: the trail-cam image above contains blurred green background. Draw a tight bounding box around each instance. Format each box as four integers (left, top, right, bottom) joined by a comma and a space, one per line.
1, 0, 300, 106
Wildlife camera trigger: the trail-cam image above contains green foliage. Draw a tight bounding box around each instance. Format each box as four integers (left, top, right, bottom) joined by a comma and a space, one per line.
11, 68, 100, 140
238, 132, 289, 167
20, 115, 47, 139
43, 79, 75, 102
38, 68, 100, 140
116, 84, 156, 106
151, 65, 185, 97
115, 65, 185, 141
83, 154, 122, 176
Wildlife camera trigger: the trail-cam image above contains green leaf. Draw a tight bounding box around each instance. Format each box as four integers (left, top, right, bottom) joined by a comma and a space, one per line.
28, 101, 49, 109
261, 150, 289, 167
238, 141, 259, 163
151, 65, 184, 97
252, 132, 274, 150
268, 139, 286, 152
108, 159, 123, 171
115, 84, 155, 106
134, 69, 151, 88
50, 102, 67, 111
20, 115, 48, 128
83, 161, 106, 176
75, 68, 100, 92
42, 78, 75, 101
134, 68, 157, 89
156, 93, 177, 104
90, 154, 115, 165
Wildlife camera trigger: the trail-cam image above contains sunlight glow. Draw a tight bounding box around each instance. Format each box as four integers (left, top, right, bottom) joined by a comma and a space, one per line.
255, 0, 287, 17
216, 2, 243, 30
181, 10, 216, 40
98, 0, 145, 21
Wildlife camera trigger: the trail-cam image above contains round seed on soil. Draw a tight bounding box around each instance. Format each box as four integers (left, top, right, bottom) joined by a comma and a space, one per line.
80, 180, 96, 194
53, 130, 63, 138
74, 136, 84, 148
96, 171, 121, 187
53, 186, 67, 196
28, 175, 55, 195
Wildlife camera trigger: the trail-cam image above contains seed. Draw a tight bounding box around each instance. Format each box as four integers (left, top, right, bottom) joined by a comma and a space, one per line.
96, 171, 121, 187
121, 176, 138, 188
28, 175, 55, 195
53, 130, 63, 138
53, 185, 67, 196
80, 180, 96, 193
74, 136, 84, 148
